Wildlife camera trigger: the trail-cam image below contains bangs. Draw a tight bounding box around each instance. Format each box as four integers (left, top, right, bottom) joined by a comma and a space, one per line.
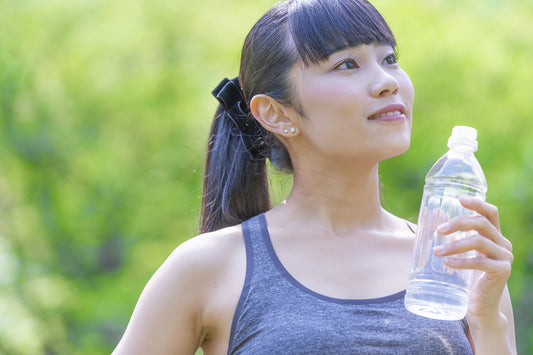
288, 0, 396, 65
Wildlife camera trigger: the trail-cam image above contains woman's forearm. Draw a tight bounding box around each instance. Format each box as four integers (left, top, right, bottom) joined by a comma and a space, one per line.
468, 313, 515, 355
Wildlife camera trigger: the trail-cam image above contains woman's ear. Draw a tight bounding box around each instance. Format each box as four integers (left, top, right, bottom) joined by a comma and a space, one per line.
249, 94, 299, 137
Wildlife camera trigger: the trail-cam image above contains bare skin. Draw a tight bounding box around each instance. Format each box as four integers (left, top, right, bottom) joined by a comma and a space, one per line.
113, 44, 516, 354
111, 200, 419, 354
111, 224, 246, 354
112, 170, 516, 355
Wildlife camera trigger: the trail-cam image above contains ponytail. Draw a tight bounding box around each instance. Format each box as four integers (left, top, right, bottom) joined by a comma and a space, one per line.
199, 78, 271, 233
200, 1, 298, 233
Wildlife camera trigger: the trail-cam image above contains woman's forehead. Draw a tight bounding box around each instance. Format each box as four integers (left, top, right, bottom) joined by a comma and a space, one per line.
287, 0, 395, 65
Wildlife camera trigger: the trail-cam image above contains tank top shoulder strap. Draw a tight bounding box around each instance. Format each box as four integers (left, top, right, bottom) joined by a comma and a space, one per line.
241, 213, 274, 276
406, 220, 417, 234
228, 213, 276, 354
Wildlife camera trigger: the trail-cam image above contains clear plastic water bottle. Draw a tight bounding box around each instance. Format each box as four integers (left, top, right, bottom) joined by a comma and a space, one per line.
404, 126, 487, 320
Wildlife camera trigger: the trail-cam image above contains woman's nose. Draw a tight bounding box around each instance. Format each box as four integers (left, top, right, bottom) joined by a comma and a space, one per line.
369, 68, 400, 97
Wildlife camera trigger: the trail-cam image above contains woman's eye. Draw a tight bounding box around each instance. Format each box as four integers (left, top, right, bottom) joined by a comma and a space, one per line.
383, 54, 397, 65
336, 59, 359, 70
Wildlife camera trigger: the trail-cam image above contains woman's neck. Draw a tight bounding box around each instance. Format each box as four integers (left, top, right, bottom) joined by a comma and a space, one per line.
270, 160, 391, 237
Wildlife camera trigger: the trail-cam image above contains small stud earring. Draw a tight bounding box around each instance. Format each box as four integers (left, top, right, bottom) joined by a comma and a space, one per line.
289, 127, 296, 133
283, 129, 289, 134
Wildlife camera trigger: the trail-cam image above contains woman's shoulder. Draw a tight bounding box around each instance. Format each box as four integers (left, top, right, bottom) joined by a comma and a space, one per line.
383, 209, 417, 237
113, 225, 247, 353
405, 219, 417, 234
166, 224, 246, 282
129, 224, 247, 314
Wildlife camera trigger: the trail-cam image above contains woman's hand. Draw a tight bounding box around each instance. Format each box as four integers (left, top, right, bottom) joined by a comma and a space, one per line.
434, 197, 513, 317
433, 197, 516, 354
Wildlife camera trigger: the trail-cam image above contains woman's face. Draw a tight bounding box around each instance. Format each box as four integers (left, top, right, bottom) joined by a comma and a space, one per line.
289, 43, 414, 163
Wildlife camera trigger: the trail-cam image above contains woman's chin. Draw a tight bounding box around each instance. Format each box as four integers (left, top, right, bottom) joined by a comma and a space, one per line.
380, 139, 411, 161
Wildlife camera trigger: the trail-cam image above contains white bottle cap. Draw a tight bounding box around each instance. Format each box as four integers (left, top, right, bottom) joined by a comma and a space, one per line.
447, 125, 478, 151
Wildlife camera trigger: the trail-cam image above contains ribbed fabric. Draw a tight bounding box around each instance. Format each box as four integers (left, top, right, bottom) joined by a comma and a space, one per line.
227, 214, 473, 355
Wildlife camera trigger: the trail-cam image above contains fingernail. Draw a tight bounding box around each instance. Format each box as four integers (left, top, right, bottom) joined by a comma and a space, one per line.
460, 196, 473, 204
444, 257, 457, 265
433, 245, 445, 255
437, 222, 450, 233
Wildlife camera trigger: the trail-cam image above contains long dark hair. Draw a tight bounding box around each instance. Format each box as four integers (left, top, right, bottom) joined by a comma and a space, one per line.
200, 0, 396, 233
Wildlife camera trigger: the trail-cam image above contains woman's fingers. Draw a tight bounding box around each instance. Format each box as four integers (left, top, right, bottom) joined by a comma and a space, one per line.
433, 198, 514, 275
443, 255, 512, 278
437, 215, 513, 253
433, 233, 513, 264
437, 198, 512, 253
459, 197, 500, 231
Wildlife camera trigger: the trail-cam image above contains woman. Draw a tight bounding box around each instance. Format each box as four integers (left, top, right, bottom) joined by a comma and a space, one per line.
113, 0, 516, 353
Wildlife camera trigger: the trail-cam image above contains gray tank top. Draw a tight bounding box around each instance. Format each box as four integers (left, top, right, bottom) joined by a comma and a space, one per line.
227, 214, 473, 354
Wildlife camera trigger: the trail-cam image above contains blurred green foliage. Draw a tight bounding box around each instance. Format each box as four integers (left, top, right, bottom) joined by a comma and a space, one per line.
0, 0, 531, 354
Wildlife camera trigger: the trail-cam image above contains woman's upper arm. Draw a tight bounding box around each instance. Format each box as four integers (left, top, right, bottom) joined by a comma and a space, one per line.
112, 237, 217, 355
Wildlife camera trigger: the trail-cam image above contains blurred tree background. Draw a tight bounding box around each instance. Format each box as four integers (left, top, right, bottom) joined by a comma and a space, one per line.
0, 0, 531, 353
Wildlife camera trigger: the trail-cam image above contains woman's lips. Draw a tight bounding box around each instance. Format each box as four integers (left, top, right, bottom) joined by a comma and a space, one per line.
368, 104, 406, 121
